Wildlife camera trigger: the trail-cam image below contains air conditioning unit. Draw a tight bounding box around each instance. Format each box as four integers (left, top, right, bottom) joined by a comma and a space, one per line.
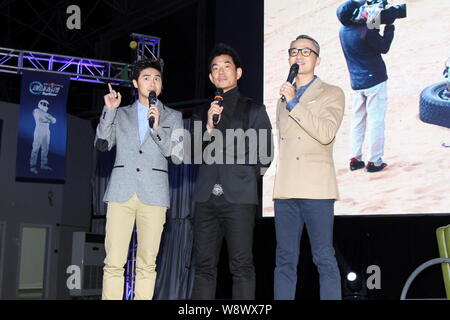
70, 232, 105, 297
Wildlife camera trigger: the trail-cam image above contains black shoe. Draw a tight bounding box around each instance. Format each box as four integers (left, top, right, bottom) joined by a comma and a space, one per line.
349, 158, 365, 171
366, 162, 387, 173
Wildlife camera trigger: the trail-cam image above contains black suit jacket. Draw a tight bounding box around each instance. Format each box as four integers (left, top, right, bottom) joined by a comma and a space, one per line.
190, 92, 273, 205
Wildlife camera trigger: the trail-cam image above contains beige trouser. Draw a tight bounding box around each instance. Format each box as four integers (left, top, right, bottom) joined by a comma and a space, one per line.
102, 193, 166, 300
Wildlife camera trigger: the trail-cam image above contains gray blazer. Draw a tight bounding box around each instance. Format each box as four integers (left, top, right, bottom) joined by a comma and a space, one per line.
95, 100, 183, 208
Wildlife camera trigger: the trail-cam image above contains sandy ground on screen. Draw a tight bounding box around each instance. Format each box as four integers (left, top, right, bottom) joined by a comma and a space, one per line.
263, 0, 450, 215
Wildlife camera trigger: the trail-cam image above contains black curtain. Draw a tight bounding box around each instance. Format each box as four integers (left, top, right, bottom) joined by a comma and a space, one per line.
154, 119, 198, 299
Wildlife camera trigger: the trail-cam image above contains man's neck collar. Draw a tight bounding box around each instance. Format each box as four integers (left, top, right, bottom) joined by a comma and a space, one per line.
222, 86, 239, 97
138, 97, 149, 107
295, 75, 317, 88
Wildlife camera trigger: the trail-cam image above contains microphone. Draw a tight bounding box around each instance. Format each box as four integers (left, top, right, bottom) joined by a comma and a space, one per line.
212, 88, 224, 126
148, 91, 157, 128
281, 63, 299, 102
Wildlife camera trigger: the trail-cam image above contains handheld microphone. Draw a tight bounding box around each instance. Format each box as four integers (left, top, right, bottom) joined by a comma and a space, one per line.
281, 63, 299, 102
148, 91, 157, 128
212, 88, 224, 126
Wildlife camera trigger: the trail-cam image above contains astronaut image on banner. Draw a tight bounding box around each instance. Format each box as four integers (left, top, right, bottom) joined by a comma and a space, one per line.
29, 99, 57, 174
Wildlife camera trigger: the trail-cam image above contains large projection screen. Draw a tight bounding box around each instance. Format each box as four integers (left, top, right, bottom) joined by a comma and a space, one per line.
263, 0, 450, 216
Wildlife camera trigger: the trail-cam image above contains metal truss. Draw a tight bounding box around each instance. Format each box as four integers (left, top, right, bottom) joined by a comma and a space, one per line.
131, 33, 161, 62
0, 43, 155, 87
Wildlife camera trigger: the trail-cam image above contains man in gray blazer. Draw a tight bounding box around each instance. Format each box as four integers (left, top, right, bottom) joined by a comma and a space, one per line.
95, 58, 183, 300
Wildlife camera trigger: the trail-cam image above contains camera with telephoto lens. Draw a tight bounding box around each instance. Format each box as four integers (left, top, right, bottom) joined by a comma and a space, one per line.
352, 0, 407, 25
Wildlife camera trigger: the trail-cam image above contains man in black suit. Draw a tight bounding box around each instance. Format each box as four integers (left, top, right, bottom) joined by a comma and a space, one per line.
190, 43, 273, 300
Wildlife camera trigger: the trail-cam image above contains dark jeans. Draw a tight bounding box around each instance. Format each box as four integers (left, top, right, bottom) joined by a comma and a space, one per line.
274, 199, 342, 300
191, 194, 256, 300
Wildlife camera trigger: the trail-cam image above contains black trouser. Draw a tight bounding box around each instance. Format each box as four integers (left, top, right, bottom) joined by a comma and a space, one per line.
191, 194, 256, 300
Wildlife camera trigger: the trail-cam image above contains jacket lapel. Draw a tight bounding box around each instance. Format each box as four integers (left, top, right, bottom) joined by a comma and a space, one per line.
297, 77, 324, 106
141, 122, 151, 147
123, 101, 140, 147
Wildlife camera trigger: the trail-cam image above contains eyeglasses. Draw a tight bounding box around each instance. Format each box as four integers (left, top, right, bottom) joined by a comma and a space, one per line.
288, 47, 319, 57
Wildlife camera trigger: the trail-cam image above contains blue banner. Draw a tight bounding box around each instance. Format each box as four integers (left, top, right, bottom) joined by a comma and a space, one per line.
16, 71, 70, 183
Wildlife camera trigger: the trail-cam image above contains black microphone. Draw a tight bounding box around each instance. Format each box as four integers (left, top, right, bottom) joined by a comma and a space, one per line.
212, 88, 224, 126
281, 63, 299, 102
148, 91, 157, 128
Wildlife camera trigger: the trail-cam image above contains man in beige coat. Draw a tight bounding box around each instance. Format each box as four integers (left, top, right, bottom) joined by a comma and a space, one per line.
273, 35, 345, 300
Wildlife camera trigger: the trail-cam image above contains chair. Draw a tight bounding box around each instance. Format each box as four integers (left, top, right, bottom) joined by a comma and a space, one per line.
400, 225, 450, 300
436, 224, 450, 299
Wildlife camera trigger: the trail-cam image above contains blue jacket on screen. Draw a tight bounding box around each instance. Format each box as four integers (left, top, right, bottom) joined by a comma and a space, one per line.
337, 0, 395, 90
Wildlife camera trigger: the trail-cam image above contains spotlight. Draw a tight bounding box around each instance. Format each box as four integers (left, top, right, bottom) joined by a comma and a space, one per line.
129, 41, 138, 50
347, 272, 357, 282
343, 271, 367, 300
334, 249, 368, 300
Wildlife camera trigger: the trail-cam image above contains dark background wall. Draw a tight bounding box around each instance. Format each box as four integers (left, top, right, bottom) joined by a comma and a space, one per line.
250, 215, 449, 300
215, 0, 264, 104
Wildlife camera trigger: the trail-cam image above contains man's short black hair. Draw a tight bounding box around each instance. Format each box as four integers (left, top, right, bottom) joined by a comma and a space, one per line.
131, 58, 163, 81
208, 43, 242, 71
291, 35, 321, 56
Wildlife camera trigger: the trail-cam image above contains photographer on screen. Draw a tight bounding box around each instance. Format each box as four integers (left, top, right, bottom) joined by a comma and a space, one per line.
337, 0, 405, 173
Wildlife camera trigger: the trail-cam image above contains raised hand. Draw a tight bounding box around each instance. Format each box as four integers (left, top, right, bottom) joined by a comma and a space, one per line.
104, 83, 122, 110
280, 81, 296, 103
